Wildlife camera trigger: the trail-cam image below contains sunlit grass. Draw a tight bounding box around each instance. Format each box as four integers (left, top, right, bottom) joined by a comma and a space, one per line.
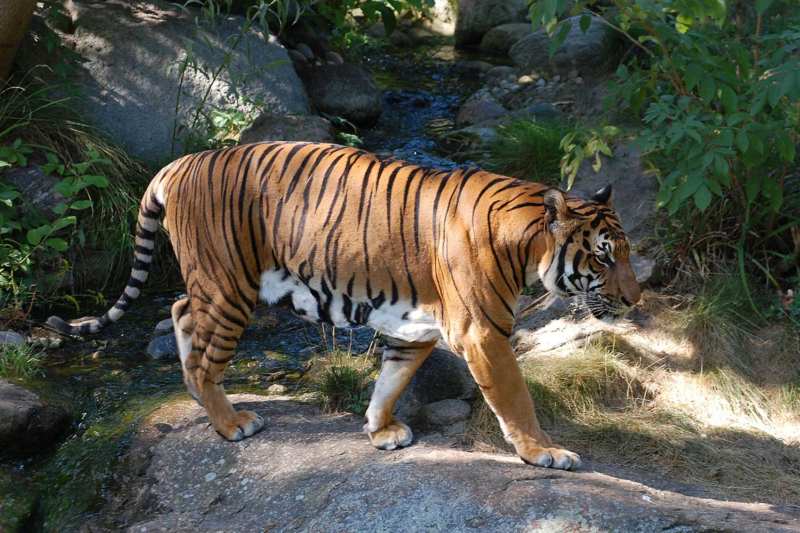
0, 343, 44, 380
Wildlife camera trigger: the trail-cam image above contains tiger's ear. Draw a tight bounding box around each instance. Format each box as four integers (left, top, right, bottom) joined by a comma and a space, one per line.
543, 189, 570, 224
591, 184, 613, 205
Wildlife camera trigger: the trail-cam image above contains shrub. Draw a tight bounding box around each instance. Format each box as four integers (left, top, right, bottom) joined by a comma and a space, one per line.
488, 119, 572, 184
530, 0, 800, 296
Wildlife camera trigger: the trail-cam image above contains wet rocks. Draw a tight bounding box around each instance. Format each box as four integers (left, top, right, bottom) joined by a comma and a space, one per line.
0, 331, 25, 346
510, 15, 617, 76
0, 379, 69, 457
153, 318, 174, 335
479, 22, 531, 56
455, 92, 507, 126
1, 165, 64, 215
239, 113, 335, 144
455, 0, 529, 47
301, 63, 382, 126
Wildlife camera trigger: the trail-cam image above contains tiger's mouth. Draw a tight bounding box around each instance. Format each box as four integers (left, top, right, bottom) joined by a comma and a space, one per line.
571, 293, 631, 321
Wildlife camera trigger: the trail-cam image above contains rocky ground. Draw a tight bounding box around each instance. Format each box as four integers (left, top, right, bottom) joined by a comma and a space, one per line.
93, 395, 800, 532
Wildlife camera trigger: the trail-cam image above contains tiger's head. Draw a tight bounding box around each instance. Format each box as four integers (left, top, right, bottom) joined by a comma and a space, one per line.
537, 185, 641, 319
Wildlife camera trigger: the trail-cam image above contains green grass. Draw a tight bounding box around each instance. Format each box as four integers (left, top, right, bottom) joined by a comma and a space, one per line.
305, 347, 378, 415
487, 118, 572, 184
0, 343, 44, 380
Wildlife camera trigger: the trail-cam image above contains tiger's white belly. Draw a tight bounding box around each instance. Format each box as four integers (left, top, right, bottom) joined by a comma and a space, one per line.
258, 270, 441, 343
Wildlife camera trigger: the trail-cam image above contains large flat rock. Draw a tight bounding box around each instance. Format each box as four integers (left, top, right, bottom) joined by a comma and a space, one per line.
106, 395, 798, 532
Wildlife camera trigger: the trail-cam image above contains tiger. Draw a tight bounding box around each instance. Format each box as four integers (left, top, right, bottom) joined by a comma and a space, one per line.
48, 141, 641, 471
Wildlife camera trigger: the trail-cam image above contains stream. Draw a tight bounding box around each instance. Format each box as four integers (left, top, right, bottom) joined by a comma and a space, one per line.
0, 39, 503, 531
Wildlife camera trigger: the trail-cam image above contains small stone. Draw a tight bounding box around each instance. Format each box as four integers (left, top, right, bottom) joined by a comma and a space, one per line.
205, 472, 217, 482
154, 318, 174, 336
295, 42, 315, 61
325, 51, 344, 65
288, 49, 308, 64
419, 399, 472, 428
267, 384, 288, 395
568, 68, 579, 79
146, 334, 177, 360
90, 350, 104, 360
517, 74, 534, 84
0, 331, 25, 346
552, 74, 561, 82
575, 76, 583, 85
536, 78, 546, 87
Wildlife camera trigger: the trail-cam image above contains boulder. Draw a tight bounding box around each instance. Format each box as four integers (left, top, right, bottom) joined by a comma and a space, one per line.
455, 0, 528, 47
60, 0, 309, 165
484, 65, 516, 84
153, 318, 174, 336
452, 59, 494, 77
480, 22, 531, 56
239, 113, 335, 144
510, 15, 617, 76
301, 64, 382, 126
0, 379, 69, 457
1, 165, 63, 215
394, 348, 477, 420
455, 92, 507, 126
567, 142, 657, 245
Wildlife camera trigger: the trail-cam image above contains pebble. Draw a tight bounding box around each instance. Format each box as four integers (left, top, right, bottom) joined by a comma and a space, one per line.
536, 78, 546, 88
288, 49, 308, 64
295, 42, 315, 61
205, 472, 217, 482
517, 75, 535, 84
325, 51, 344, 65
267, 384, 288, 395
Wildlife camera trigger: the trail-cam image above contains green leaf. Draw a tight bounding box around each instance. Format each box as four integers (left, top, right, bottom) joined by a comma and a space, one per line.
699, 77, 716, 103
82, 174, 109, 188
776, 132, 796, 162
26, 224, 52, 245
684, 64, 704, 91
694, 185, 712, 211
579, 14, 591, 33
720, 85, 738, 114
51, 216, 77, 231
735, 129, 749, 153
70, 200, 93, 210
745, 175, 761, 203
762, 176, 783, 211
45, 238, 69, 252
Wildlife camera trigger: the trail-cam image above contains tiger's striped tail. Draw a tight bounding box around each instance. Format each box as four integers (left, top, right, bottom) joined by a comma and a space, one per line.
46, 178, 165, 336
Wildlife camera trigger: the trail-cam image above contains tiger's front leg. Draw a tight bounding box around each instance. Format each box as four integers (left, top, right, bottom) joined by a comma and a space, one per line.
364, 338, 436, 450
460, 326, 581, 470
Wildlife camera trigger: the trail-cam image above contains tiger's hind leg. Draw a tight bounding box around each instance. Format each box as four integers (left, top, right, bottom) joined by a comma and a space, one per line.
182, 291, 264, 441
364, 337, 436, 450
171, 297, 202, 405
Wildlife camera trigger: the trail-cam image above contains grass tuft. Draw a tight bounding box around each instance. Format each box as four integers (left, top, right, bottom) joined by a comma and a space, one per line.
0, 343, 44, 380
305, 347, 378, 415
487, 118, 571, 184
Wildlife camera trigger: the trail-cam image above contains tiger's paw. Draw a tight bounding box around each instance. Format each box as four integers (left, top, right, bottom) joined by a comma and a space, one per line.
366, 421, 414, 451
520, 446, 581, 471
216, 410, 265, 441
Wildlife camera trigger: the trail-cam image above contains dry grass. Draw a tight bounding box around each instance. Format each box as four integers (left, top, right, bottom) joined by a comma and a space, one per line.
466, 281, 800, 504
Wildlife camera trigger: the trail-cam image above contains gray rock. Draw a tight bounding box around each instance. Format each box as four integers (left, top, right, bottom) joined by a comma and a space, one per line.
301, 64, 382, 126
324, 51, 344, 65
453, 59, 494, 77
239, 113, 335, 144
485, 65, 516, 84
480, 22, 532, 56
61, 0, 309, 165
394, 348, 477, 421
566, 142, 657, 245
512, 101, 561, 121
295, 42, 314, 61
0, 331, 25, 346
153, 318, 174, 336
455, 0, 529, 47
288, 48, 308, 64
1, 165, 63, 215
0, 379, 69, 457
456, 92, 507, 126
630, 253, 656, 284
389, 30, 413, 48
98, 395, 800, 532
419, 399, 472, 428
146, 333, 177, 360
510, 15, 617, 76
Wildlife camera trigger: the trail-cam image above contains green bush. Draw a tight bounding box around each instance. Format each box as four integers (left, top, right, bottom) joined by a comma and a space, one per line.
530, 0, 800, 297
0, 343, 44, 380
